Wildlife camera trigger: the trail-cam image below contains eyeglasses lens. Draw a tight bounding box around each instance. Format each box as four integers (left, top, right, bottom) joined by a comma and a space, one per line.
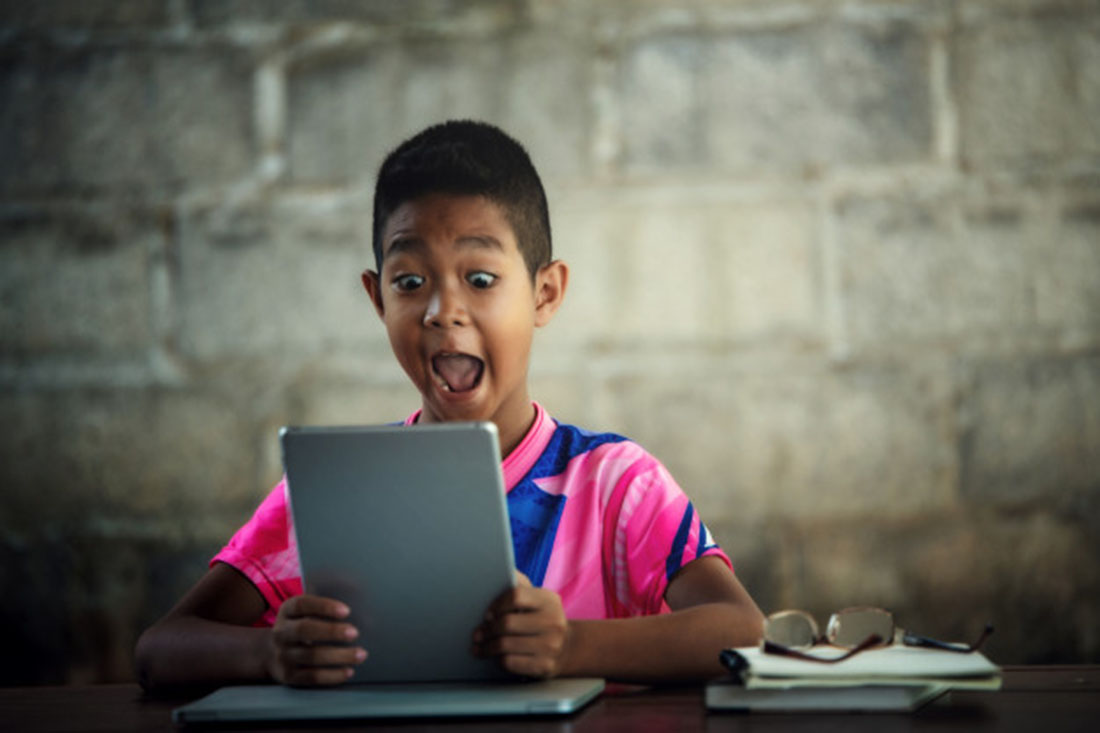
763, 611, 818, 649
827, 608, 894, 648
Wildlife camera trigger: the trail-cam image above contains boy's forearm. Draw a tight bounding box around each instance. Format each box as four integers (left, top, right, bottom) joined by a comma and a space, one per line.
562, 602, 761, 683
135, 616, 272, 690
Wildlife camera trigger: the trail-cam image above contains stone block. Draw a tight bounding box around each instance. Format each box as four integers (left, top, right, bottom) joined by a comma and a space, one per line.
0, 206, 154, 356
287, 33, 588, 185
712, 200, 819, 341
774, 519, 910, 614
906, 511, 1100, 664
246, 370, 430, 491
601, 362, 956, 524
1035, 205, 1100, 335
955, 17, 1100, 166
287, 376, 421, 426
619, 36, 705, 170
497, 32, 591, 182
526, 371, 597, 429
286, 46, 401, 184
538, 190, 630, 348
835, 197, 1033, 352
539, 193, 818, 348
705, 23, 932, 174
702, 517, 785, 610
177, 197, 383, 361
614, 203, 715, 341
0, 0, 172, 28
189, 0, 525, 29
0, 42, 254, 193
959, 355, 1100, 507
1078, 26, 1100, 150
369, 41, 509, 139
620, 21, 932, 174
0, 387, 258, 544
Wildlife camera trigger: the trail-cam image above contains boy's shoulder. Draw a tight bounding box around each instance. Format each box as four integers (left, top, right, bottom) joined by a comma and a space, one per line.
531, 417, 656, 478
549, 417, 634, 451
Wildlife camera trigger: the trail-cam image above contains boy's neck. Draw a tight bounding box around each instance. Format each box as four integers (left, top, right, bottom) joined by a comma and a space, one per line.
415, 398, 538, 460
494, 399, 538, 459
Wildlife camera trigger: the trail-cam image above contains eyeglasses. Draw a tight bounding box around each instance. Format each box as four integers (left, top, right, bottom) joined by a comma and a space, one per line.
757, 607, 994, 664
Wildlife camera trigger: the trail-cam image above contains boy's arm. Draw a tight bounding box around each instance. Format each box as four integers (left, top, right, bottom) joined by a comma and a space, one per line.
134, 563, 364, 690
474, 555, 763, 683
134, 563, 272, 690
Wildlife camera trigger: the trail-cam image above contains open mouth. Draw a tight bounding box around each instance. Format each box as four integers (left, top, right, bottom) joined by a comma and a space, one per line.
430, 353, 485, 394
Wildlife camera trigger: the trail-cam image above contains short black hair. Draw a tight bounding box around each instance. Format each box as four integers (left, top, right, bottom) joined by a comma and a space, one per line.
372, 120, 552, 278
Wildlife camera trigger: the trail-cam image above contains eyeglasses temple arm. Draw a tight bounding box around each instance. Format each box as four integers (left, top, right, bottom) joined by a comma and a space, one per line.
903, 623, 994, 653
762, 634, 883, 664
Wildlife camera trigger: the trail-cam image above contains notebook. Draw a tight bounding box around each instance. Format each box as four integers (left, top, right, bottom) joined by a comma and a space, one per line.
718, 644, 1002, 690
707, 644, 1000, 714
173, 421, 604, 723
705, 682, 949, 713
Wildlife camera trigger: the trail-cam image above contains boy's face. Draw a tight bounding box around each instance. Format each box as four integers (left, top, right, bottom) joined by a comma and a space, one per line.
363, 194, 566, 447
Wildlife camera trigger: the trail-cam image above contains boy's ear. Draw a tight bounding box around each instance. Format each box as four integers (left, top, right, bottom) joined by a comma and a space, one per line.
533, 260, 568, 327
361, 270, 385, 317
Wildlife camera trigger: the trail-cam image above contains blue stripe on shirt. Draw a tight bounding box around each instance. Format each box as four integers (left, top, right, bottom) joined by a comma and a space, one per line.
665, 502, 695, 581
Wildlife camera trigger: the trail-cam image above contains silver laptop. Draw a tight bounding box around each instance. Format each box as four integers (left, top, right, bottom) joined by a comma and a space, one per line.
171, 678, 606, 723
172, 421, 603, 722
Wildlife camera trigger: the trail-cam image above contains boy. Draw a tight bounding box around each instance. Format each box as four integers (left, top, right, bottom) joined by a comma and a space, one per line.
135, 121, 763, 689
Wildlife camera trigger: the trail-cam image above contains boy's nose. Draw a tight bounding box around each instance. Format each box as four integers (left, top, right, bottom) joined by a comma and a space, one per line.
423, 287, 469, 328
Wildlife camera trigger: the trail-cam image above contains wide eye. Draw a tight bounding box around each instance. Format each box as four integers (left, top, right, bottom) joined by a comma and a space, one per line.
392, 273, 424, 292
467, 271, 496, 289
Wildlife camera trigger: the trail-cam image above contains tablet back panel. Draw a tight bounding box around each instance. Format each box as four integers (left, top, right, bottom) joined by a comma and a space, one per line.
281, 421, 516, 683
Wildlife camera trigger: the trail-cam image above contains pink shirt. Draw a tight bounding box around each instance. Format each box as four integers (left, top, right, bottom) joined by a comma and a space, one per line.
213, 403, 731, 625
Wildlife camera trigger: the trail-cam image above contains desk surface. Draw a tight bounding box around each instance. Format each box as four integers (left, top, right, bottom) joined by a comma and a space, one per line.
1, 666, 1097, 732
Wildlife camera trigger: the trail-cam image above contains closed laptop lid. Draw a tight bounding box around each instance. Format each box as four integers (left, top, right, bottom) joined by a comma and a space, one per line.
172, 678, 606, 723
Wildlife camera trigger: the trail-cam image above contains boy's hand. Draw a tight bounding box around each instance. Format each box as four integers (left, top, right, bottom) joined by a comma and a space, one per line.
266, 595, 367, 686
473, 572, 573, 679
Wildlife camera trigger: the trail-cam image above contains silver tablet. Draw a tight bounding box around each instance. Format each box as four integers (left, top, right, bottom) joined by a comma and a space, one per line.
280, 421, 517, 683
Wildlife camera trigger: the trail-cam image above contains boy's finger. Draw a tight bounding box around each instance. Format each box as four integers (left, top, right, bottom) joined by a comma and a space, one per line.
285, 644, 367, 668
281, 595, 351, 620
484, 589, 520, 619
285, 665, 357, 687
515, 571, 533, 587
486, 584, 546, 618
494, 609, 564, 637
502, 653, 556, 679
479, 627, 563, 658
275, 617, 359, 645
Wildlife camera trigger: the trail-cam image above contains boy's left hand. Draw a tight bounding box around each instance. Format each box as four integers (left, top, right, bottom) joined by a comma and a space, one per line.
472, 572, 573, 678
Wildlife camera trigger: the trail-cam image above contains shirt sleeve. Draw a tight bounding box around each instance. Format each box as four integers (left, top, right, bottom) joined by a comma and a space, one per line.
611, 450, 732, 616
211, 477, 303, 625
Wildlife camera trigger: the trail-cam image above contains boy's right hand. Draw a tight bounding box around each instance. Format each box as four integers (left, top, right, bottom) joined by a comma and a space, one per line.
266, 595, 367, 686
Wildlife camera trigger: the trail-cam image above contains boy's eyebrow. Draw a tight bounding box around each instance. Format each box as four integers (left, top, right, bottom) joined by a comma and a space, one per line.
455, 234, 505, 252
384, 234, 505, 259
384, 236, 425, 260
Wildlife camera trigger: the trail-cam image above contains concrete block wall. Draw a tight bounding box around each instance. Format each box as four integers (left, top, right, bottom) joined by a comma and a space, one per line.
1, 0, 1097, 683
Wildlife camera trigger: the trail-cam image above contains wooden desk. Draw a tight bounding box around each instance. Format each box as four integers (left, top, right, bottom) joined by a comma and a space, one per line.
1, 666, 1096, 732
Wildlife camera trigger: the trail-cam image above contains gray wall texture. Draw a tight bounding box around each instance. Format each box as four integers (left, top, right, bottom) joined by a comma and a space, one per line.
1, 0, 1098, 684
